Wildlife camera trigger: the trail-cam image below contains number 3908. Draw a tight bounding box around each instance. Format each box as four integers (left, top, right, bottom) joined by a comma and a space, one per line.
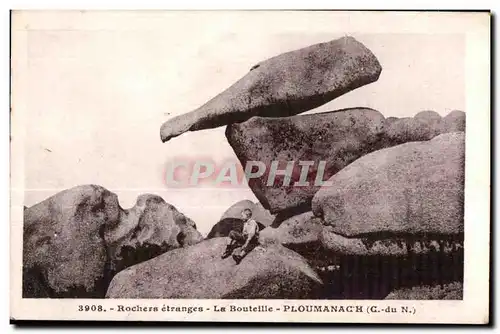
78, 305, 105, 312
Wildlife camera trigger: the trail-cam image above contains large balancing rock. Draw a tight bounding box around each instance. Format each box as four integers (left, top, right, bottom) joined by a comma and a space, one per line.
226, 107, 386, 214
106, 238, 323, 299
312, 132, 465, 238
160, 36, 382, 142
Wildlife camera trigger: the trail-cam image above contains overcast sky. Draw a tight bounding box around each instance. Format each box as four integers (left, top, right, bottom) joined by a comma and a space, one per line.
19, 12, 465, 235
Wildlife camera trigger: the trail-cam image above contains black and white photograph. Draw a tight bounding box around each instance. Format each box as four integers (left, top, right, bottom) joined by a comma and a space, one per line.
9, 10, 490, 323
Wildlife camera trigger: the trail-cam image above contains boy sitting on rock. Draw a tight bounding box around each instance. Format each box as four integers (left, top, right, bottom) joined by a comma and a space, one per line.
221, 208, 260, 264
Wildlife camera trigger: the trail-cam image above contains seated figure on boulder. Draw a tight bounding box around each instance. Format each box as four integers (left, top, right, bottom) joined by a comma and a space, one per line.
221, 208, 260, 264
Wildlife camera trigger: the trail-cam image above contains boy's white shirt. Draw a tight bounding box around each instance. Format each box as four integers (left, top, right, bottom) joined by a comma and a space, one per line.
242, 218, 259, 236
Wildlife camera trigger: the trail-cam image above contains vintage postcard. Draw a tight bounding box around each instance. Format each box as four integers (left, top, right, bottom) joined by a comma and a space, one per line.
10, 10, 490, 324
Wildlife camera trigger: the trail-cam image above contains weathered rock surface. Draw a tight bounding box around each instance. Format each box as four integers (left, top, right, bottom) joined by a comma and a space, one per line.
219, 199, 275, 226
385, 116, 399, 124
106, 238, 323, 299
312, 132, 465, 237
23, 185, 202, 298
226, 107, 387, 213
384, 282, 463, 300
106, 194, 204, 273
318, 253, 463, 299
160, 36, 382, 142
220, 200, 255, 220
259, 212, 336, 268
320, 226, 463, 256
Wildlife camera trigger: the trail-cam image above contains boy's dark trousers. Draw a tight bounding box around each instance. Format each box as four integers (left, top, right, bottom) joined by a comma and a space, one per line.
221, 230, 259, 263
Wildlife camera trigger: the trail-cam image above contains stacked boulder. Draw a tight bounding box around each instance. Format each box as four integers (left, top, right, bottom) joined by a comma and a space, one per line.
23, 185, 203, 298
312, 132, 464, 299
153, 35, 465, 299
